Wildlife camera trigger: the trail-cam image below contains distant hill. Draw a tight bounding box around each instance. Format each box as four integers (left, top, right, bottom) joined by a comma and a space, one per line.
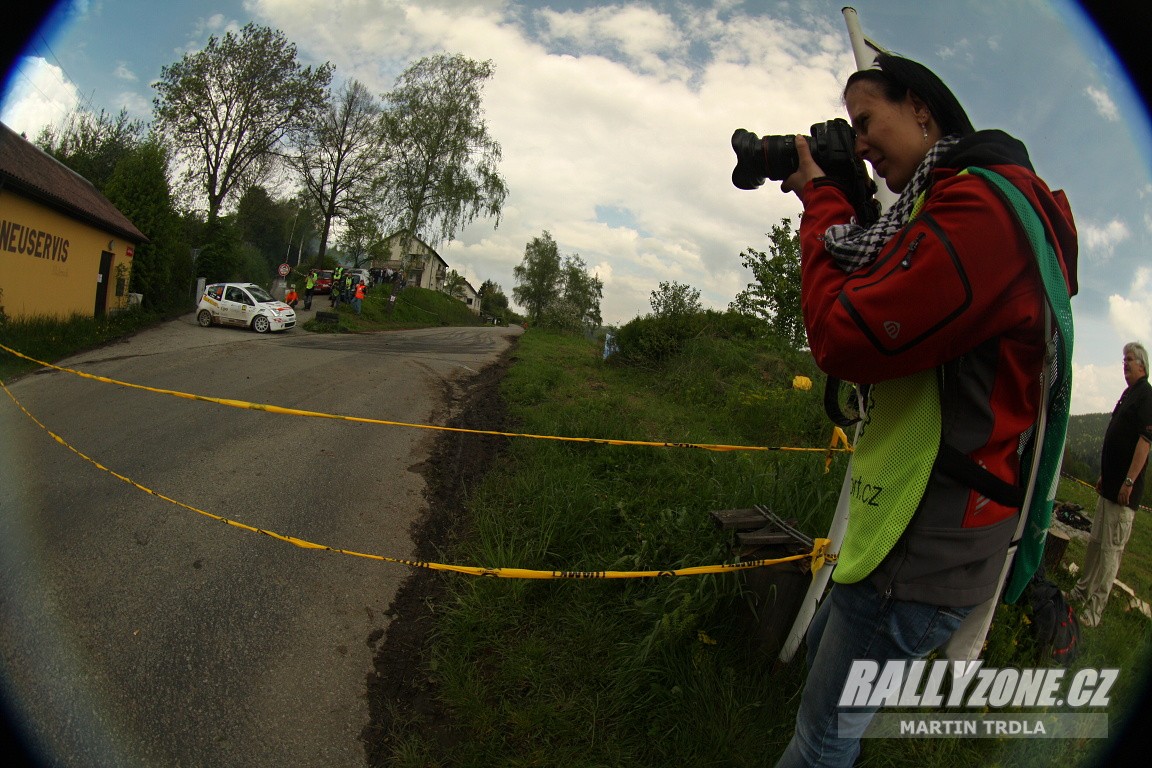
1063, 411, 1111, 480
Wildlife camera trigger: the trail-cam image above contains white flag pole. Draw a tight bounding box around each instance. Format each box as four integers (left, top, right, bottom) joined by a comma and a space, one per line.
842, 6, 898, 211
777, 5, 889, 665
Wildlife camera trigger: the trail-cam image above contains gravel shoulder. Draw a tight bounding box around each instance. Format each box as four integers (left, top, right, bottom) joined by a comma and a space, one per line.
362, 337, 516, 764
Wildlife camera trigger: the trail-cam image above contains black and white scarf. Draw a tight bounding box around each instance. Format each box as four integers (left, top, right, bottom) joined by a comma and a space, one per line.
822, 135, 961, 273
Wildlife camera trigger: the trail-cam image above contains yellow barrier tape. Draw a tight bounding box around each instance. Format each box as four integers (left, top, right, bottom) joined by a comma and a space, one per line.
0, 342, 852, 456
824, 425, 852, 473
1, 376, 833, 579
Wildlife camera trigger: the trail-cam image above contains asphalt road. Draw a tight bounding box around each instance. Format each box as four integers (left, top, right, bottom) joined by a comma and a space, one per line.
0, 313, 522, 767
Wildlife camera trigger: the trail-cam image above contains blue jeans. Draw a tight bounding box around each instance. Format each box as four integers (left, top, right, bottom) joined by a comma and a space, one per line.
775, 580, 972, 768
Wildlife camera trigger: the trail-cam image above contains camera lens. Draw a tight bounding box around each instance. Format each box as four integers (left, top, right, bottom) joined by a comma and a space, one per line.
763, 134, 799, 181
731, 129, 769, 189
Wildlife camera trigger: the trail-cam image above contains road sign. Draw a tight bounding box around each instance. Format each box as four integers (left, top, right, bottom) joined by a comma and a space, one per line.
277, 263, 291, 277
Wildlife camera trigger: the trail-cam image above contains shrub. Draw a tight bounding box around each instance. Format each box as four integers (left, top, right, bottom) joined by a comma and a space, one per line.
613, 309, 766, 366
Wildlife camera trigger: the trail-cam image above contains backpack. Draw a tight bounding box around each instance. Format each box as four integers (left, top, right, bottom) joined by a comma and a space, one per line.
1023, 573, 1080, 666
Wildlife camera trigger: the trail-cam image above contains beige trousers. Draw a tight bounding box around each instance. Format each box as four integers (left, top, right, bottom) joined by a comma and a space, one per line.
1070, 496, 1135, 627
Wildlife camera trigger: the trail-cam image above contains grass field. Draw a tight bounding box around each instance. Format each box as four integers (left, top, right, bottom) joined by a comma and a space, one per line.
385, 327, 1152, 768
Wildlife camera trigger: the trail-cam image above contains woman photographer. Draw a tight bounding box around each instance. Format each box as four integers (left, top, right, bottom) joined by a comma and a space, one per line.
774, 53, 1078, 767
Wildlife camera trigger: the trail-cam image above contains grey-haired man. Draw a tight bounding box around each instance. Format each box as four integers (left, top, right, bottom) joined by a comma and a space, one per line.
1068, 342, 1152, 627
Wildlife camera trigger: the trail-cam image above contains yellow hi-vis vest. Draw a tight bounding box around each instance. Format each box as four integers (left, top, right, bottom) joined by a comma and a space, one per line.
834, 368, 941, 584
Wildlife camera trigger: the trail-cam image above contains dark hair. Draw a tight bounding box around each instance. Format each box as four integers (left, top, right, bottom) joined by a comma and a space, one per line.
844, 53, 975, 137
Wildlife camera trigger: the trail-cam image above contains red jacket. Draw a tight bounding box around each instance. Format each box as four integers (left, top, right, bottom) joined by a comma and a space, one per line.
798, 130, 1077, 606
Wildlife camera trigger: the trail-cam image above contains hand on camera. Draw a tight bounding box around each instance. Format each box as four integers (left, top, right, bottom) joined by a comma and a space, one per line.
780, 135, 826, 197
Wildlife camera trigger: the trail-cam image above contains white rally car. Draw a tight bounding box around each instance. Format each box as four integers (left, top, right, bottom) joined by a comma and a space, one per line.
196, 283, 296, 333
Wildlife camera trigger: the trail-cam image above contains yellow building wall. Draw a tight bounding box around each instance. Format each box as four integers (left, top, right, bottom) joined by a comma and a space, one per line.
0, 190, 136, 320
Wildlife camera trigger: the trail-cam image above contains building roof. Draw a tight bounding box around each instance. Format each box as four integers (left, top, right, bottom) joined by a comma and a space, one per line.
0, 121, 148, 243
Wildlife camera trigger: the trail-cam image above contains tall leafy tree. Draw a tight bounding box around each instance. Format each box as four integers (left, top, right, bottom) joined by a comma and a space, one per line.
649, 280, 702, 318
236, 186, 289, 267
38, 110, 188, 311
512, 232, 602, 330
193, 218, 245, 283
294, 79, 387, 263
36, 109, 145, 188
512, 231, 563, 324
103, 138, 183, 310
152, 23, 332, 222
477, 279, 509, 318
337, 213, 387, 269
556, 254, 603, 331
729, 216, 806, 349
380, 53, 508, 258
442, 269, 468, 299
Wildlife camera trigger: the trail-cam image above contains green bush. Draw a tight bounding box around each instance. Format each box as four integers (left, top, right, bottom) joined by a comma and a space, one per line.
613, 309, 766, 366
0, 306, 159, 380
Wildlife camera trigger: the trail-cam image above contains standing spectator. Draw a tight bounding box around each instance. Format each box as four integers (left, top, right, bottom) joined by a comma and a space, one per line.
1067, 342, 1152, 627
353, 280, 366, 315
304, 270, 317, 310
773, 52, 1076, 767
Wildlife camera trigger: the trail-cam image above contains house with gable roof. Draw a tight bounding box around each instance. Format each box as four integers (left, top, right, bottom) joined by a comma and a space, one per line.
460, 278, 481, 315
374, 231, 448, 293
0, 121, 147, 320
373, 230, 484, 315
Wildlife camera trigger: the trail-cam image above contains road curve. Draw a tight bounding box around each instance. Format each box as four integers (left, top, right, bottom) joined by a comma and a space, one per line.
0, 316, 522, 767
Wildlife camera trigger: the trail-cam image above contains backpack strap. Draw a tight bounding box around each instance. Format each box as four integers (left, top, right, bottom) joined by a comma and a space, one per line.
965, 167, 1074, 604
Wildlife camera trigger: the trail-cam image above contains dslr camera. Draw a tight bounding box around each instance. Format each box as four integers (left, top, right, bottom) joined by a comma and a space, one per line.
730, 117, 878, 226
730, 118, 857, 190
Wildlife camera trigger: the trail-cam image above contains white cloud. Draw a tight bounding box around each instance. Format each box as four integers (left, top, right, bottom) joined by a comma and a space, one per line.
1080, 217, 1129, 261
1070, 362, 1119, 415
203, 13, 230, 33
1107, 267, 1152, 344
537, 5, 689, 79
177, 11, 245, 56
1069, 314, 1137, 415
936, 38, 973, 62
113, 89, 152, 121
1085, 85, 1119, 121
1073, 363, 1110, 416
0, 57, 80, 136
113, 62, 137, 81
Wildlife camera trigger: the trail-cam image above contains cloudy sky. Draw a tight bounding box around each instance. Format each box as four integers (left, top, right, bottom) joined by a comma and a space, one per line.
2, 0, 1149, 414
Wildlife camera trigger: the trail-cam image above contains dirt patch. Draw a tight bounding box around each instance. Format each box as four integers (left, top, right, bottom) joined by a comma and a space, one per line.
361, 339, 517, 765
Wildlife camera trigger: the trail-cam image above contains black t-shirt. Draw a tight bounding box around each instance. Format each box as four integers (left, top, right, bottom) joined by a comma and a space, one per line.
1100, 376, 1152, 508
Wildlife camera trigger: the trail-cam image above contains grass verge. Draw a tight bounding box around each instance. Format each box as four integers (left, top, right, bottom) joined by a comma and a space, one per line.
384, 328, 1152, 768
304, 285, 489, 333
0, 306, 163, 381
